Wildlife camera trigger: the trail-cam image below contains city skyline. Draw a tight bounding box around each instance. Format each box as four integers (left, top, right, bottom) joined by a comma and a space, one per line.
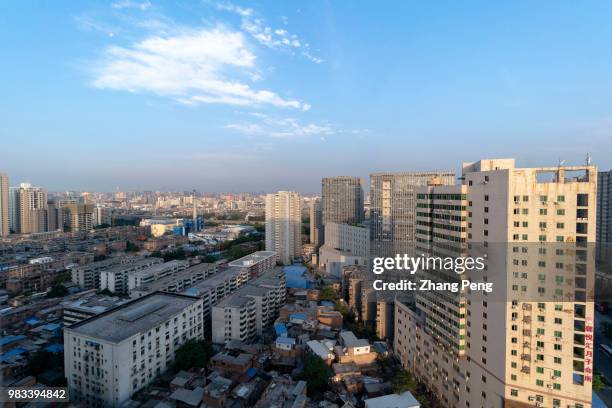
4, 1, 612, 191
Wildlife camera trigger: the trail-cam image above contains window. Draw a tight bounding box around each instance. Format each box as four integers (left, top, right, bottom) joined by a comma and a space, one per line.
536, 367, 544, 374
577, 194, 588, 206
536, 379, 544, 387
557, 195, 565, 202
557, 209, 565, 215
510, 389, 518, 397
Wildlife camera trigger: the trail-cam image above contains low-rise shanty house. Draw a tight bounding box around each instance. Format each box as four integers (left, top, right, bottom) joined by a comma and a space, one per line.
231, 376, 266, 407
316, 307, 343, 330
332, 362, 361, 383
170, 371, 197, 390
306, 340, 335, 365
169, 386, 204, 408
336, 331, 378, 366
254, 374, 307, 408
363, 382, 392, 398
275, 336, 297, 354
209, 351, 253, 382
202, 374, 233, 408
363, 391, 420, 408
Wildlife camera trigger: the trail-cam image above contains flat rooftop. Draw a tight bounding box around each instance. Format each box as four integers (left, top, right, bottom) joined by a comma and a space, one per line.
135, 262, 216, 291
187, 266, 244, 291
130, 260, 189, 278
103, 257, 163, 274
63, 296, 127, 313
228, 251, 276, 267
66, 292, 200, 343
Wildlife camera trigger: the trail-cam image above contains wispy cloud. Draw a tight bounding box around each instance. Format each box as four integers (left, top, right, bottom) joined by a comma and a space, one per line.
111, 0, 152, 11
91, 26, 309, 110
74, 15, 118, 37
225, 113, 347, 139
214, 1, 323, 64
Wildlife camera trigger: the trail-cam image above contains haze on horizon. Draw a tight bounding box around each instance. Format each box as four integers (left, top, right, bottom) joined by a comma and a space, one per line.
2, 1, 612, 193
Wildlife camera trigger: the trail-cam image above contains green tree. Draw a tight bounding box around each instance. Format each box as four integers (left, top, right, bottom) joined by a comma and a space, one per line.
98, 288, 114, 297
391, 369, 418, 394
174, 340, 214, 371
319, 286, 337, 302
47, 284, 68, 298
593, 372, 608, 391
126, 241, 140, 252
163, 249, 186, 261
300, 355, 331, 398
202, 254, 218, 263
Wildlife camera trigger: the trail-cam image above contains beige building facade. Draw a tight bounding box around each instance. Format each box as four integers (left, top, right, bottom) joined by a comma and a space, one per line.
395, 159, 596, 408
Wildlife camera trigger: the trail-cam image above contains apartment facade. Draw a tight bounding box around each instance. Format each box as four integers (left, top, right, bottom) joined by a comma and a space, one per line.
211, 267, 287, 344
99, 258, 164, 294
71, 256, 141, 290
127, 260, 189, 292
11, 183, 48, 234
310, 197, 324, 249
129, 262, 219, 298
64, 292, 204, 407
597, 170, 612, 262
395, 159, 596, 408
370, 171, 455, 257
0, 172, 8, 236
319, 222, 370, 276
321, 176, 364, 226
227, 250, 277, 280
265, 191, 301, 265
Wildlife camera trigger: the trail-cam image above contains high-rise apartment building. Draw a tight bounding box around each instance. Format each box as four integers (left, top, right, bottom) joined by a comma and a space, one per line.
11, 183, 48, 234
321, 176, 364, 226
64, 202, 95, 232
211, 267, 286, 344
395, 159, 596, 408
64, 292, 204, 407
0, 172, 8, 236
265, 191, 302, 265
310, 197, 324, 249
370, 171, 455, 257
597, 170, 612, 262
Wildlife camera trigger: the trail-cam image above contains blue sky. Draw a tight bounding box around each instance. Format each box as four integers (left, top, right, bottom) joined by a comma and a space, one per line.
2, 1, 612, 192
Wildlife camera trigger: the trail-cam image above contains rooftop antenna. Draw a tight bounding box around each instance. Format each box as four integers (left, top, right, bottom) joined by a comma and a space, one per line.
586, 153, 592, 166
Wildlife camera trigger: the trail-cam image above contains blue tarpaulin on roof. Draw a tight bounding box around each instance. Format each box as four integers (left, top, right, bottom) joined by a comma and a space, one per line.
274, 323, 287, 336
0, 335, 25, 346
246, 368, 257, 379
289, 313, 307, 321
283, 265, 313, 289
45, 344, 64, 353
25, 317, 40, 325
1, 347, 27, 362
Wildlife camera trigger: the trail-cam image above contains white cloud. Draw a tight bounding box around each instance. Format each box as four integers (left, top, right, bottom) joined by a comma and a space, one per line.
111, 0, 152, 11
91, 27, 308, 109
215, 1, 323, 63
226, 113, 336, 139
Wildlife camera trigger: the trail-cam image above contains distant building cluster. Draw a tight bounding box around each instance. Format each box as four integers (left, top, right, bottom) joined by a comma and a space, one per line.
0, 156, 610, 408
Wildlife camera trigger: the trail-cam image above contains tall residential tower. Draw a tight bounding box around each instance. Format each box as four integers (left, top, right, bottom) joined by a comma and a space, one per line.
321, 176, 364, 227
369, 171, 455, 257
395, 159, 596, 408
0, 173, 8, 236
265, 191, 302, 265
